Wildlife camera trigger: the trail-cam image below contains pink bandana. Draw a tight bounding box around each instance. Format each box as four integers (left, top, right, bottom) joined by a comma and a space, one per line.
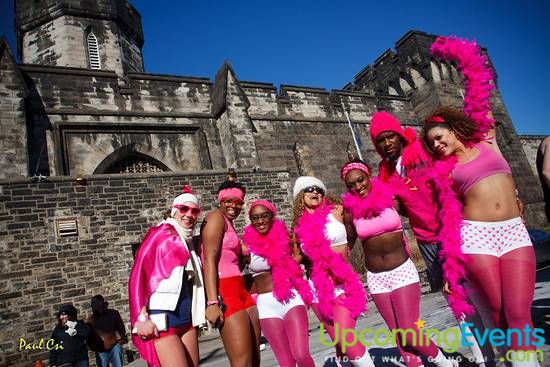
427, 116, 446, 123
248, 200, 277, 216
217, 188, 245, 203
341, 162, 370, 180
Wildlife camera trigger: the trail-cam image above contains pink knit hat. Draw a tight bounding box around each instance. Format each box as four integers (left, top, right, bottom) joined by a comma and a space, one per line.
369, 111, 418, 147
369, 111, 406, 143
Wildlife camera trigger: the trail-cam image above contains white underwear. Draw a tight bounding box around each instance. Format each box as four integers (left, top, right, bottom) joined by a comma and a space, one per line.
256, 290, 306, 320
367, 258, 420, 294
460, 217, 532, 257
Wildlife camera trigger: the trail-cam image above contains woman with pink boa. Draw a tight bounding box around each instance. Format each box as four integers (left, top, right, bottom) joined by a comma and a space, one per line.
291, 176, 374, 367
423, 35, 540, 367
341, 159, 458, 367
423, 109, 539, 367
128, 186, 205, 367
241, 199, 315, 367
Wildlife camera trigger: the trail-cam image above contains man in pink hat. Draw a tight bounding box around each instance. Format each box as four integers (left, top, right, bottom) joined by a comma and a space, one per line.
370, 111, 496, 366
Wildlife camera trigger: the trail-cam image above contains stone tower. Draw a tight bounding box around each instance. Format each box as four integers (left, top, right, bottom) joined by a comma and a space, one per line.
15, 0, 144, 74
347, 30, 545, 226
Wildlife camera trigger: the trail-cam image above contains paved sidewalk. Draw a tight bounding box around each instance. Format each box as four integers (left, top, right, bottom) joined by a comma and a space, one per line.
128, 266, 550, 366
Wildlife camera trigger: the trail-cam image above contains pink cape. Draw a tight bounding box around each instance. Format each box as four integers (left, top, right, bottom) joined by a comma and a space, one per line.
128, 223, 190, 367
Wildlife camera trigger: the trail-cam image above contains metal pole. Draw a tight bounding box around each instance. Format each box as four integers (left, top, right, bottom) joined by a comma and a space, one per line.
341, 97, 363, 160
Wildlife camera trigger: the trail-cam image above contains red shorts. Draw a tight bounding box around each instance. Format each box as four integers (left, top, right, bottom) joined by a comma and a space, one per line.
219, 276, 256, 318
158, 323, 192, 338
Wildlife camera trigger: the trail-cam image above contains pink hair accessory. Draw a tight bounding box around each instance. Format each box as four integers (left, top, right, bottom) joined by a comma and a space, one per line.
341, 162, 370, 180
217, 188, 245, 203
427, 116, 446, 123
248, 200, 277, 216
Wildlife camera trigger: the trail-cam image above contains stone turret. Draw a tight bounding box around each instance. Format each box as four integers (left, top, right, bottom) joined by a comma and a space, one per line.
15, 0, 144, 74
347, 30, 545, 226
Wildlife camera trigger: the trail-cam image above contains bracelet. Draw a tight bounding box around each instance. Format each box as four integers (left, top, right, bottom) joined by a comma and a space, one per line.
137, 314, 149, 322
207, 300, 219, 306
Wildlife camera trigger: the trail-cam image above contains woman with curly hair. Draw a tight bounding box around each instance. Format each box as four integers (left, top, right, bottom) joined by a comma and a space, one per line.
291, 176, 374, 367
423, 107, 540, 367
201, 180, 261, 367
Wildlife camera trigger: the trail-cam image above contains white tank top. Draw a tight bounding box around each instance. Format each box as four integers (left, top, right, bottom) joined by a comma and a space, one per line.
249, 254, 270, 276
325, 213, 347, 247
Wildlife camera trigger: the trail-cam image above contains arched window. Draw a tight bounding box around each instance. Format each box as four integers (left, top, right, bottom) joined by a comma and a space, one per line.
103, 153, 169, 174
87, 31, 101, 70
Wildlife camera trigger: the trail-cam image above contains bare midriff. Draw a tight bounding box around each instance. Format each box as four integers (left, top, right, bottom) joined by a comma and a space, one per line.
362, 231, 408, 273
462, 173, 519, 221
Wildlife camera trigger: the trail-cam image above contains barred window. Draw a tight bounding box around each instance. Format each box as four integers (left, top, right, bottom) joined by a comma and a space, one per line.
87, 32, 101, 70
105, 154, 169, 174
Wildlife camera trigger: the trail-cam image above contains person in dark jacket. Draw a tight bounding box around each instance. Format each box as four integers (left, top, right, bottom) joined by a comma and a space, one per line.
88, 295, 126, 367
49, 304, 90, 367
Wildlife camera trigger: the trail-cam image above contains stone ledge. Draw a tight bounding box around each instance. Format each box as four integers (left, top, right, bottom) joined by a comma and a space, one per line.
0, 167, 290, 185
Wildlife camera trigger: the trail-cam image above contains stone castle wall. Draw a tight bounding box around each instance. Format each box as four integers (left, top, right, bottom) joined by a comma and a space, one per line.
0, 39, 28, 180
0, 169, 292, 366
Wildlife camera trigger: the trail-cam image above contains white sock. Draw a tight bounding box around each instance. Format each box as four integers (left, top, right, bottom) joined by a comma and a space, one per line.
459, 320, 487, 364
432, 349, 455, 367
510, 350, 541, 367
350, 348, 375, 367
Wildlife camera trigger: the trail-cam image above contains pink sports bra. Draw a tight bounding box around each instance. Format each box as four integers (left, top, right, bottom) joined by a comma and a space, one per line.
218, 215, 242, 279
353, 207, 402, 240
452, 143, 512, 195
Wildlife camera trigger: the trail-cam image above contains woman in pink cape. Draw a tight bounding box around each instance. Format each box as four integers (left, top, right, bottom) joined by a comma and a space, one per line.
128, 186, 205, 367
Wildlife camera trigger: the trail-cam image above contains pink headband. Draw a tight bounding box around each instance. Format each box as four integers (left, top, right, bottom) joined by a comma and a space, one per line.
427, 116, 446, 123
341, 162, 371, 180
248, 200, 277, 216
217, 188, 245, 203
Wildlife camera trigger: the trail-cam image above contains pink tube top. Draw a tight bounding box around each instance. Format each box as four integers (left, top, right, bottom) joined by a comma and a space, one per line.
353, 207, 402, 240
218, 215, 242, 279
452, 143, 512, 195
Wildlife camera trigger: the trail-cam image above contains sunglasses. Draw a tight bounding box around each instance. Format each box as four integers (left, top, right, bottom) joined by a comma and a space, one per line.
303, 186, 325, 195
173, 204, 201, 216
221, 198, 244, 208
250, 212, 273, 223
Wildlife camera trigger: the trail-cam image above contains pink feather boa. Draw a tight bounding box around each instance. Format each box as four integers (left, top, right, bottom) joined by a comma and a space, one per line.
427, 157, 474, 318
242, 219, 314, 305
341, 178, 394, 219
430, 36, 495, 144
294, 202, 367, 321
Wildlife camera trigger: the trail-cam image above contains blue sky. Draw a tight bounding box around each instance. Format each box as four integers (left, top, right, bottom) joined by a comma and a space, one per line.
2, 0, 549, 134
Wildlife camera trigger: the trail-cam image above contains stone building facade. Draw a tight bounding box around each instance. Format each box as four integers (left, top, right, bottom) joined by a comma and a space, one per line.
0, 0, 546, 365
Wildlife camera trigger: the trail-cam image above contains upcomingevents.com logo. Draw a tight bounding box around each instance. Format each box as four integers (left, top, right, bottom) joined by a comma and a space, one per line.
319, 320, 545, 363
